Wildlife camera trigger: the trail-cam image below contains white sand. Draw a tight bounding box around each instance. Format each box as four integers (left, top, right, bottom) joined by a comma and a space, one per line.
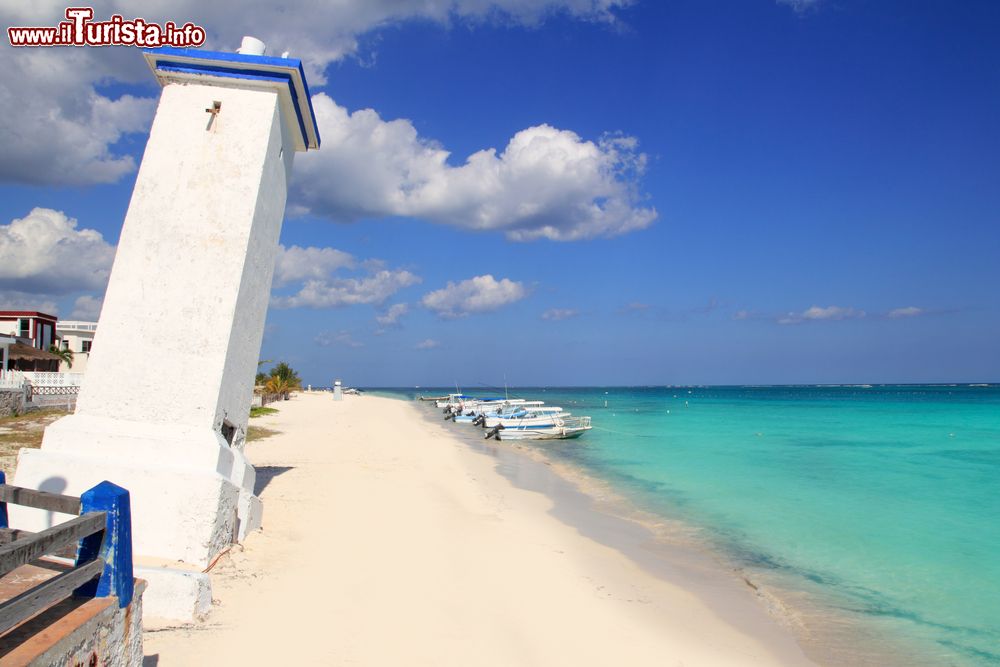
143, 393, 815, 666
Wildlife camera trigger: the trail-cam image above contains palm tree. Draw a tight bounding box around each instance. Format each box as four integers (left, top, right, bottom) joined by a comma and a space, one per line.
268, 362, 302, 390
264, 376, 291, 399
49, 344, 74, 369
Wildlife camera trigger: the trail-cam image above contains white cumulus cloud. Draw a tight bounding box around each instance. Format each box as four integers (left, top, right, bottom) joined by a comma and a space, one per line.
292, 96, 656, 241
272, 270, 421, 309
273, 245, 356, 287
421, 274, 527, 318
0, 1, 631, 186
0, 44, 155, 186
415, 339, 441, 350
0, 208, 115, 294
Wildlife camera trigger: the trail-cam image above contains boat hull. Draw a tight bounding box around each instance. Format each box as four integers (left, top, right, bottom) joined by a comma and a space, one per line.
497, 426, 591, 441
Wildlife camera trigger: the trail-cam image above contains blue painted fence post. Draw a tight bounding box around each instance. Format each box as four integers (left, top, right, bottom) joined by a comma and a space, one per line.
0, 471, 7, 529
75, 480, 134, 607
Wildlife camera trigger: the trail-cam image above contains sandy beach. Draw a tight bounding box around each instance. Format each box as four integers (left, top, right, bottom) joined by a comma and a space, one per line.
143, 392, 814, 666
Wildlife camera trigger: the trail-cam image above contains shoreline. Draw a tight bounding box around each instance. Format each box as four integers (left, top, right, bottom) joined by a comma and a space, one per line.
410, 401, 809, 638
145, 392, 816, 665
408, 395, 941, 667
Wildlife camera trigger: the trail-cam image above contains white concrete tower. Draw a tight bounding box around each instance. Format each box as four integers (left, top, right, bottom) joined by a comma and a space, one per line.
12, 39, 320, 618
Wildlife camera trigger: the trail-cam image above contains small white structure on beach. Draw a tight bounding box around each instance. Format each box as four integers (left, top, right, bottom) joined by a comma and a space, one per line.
12, 37, 319, 620
333, 379, 343, 401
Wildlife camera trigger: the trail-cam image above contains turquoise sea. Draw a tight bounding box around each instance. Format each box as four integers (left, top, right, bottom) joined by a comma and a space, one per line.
372, 385, 1000, 666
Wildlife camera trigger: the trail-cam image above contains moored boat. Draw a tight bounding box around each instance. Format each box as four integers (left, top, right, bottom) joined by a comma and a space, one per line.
494, 416, 592, 441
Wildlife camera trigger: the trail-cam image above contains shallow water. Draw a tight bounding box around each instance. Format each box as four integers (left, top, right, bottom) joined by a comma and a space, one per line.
374, 385, 1000, 666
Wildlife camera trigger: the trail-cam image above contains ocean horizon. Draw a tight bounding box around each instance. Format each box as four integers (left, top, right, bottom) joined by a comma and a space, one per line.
370, 384, 1000, 666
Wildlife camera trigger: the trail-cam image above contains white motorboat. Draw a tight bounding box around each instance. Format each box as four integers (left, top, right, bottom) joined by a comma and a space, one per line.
494, 416, 592, 441
482, 406, 563, 428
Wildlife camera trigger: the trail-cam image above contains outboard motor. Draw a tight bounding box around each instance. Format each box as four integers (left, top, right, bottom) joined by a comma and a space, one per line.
484, 424, 505, 439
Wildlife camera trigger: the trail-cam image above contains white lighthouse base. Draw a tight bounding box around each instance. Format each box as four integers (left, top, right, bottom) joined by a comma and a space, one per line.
134, 564, 214, 621
10, 413, 263, 620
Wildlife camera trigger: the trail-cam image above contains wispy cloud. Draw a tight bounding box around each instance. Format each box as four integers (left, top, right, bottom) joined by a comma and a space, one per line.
374, 303, 410, 333
888, 306, 924, 319
732, 309, 755, 321
776, 0, 820, 14
421, 274, 527, 319
619, 302, 650, 314
69, 295, 104, 321
778, 305, 865, 325
415, 338, 440, 350
541, 308, 579, 321
315, 330, 364, 348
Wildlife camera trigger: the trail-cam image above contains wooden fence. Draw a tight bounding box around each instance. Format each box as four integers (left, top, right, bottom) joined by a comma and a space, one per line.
0, 472, 133, 636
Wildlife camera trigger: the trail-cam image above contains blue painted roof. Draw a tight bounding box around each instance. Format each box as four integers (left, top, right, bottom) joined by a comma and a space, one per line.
142, 47, 320, 152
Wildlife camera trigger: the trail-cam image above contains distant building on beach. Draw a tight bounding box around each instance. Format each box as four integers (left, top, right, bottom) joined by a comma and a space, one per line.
56, 320, 98, 373
0, 334, 15, 372
0, 310, 63, 372
0, 312, 99, 373
0, 310, 58, 350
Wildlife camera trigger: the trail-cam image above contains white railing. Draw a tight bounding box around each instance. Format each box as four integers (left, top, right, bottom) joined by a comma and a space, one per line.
56, 321, 98, 332
21, 371, 85, 386
0, 370, 26, 390
1, 371, 84, 386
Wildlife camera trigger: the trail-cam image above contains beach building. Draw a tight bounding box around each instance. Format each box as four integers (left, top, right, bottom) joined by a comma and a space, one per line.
0, 310, 57, 350
0, 310, 62, 372
1, 343, 61, 372
56, 320, 98, 373
0, 310, 64, 372
0, 334, 14, 372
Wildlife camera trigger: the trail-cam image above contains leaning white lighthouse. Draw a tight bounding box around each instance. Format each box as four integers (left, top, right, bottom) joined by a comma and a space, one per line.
12, 37, 320, 619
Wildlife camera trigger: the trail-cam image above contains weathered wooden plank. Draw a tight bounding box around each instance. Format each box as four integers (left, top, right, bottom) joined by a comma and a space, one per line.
0, 530, 78, 559
0, 513, 105, 576
0, 558, 104, 636
0, 485, 81, 516
0, 527, 32, 545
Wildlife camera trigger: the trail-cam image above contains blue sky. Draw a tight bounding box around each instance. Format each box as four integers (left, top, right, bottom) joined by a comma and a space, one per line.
1, 1, 998, 386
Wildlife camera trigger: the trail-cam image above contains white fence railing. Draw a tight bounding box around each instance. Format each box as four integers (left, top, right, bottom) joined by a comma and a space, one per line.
22, 371, 85, 386
0, 370, 25, 390
0, 371, 85, 390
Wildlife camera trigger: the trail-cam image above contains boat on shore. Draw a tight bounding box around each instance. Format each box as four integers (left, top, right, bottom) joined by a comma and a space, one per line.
426, 391, 593, 441
492, 416, 592, 441
482, 406, 565, 428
